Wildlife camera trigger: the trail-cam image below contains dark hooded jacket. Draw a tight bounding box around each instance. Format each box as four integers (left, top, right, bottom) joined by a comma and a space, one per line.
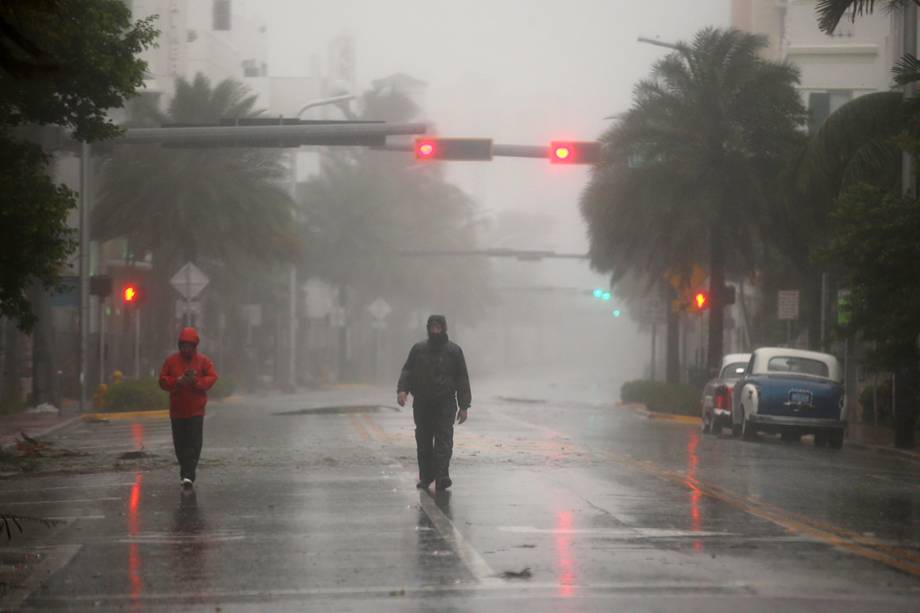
398, 315, 471, 410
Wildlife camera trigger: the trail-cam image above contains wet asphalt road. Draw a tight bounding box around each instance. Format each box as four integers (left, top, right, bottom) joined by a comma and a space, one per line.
2, 379, 920, 611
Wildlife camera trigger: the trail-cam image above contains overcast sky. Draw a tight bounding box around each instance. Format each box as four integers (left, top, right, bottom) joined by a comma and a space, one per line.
248, 0, 729, 251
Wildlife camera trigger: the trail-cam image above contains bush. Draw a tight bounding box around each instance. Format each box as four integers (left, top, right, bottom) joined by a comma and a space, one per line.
621, 379, 700, 416
209, 375, 236, 400
105, 377, 167, 412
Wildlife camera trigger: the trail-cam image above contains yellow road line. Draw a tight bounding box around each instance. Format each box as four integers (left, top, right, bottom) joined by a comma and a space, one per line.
347, 414, 371, 442
82, 409, 169, 421
594, 449, 920, 578
361, 415, 390, 442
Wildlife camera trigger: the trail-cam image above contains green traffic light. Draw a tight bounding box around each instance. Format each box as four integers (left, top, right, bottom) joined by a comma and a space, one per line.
602, 292, 611, 301
612, 309, 622, 318
593, 288, 604, 299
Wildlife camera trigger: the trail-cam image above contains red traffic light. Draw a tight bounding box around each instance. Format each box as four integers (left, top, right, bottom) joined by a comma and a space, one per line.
416, 139, 436, 160
691, 291, 709, 311
122, 285, 142, 305
548, 140, 601, 165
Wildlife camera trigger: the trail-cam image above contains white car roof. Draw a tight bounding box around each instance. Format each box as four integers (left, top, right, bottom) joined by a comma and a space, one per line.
721, 353, 751, 367
751, 347, 842, 382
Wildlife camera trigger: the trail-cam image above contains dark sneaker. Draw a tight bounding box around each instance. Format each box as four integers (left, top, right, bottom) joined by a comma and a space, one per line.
435, 478, 452, 491
416, 481, 432, 490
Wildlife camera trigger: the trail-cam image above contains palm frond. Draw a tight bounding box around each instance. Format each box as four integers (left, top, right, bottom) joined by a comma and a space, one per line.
893, 53, 920, 86
816, 0, 915, 34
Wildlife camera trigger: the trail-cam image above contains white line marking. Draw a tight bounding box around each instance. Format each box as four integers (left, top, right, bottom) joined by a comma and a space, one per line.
498, 527, 732, 538
0, 544, 82, 610
0, 483, 135, 495
2, 497, 121, 506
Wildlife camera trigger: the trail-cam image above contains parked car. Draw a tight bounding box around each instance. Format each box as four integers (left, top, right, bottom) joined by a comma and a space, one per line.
700, 353, 751, 435
731, 347, 846, 448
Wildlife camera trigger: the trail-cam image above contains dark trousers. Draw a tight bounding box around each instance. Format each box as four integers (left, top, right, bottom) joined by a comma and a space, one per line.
414, 403, 457, 484
171, 416, 204, 482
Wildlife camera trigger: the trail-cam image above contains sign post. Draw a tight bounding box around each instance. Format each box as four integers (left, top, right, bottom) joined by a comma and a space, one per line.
170, 263, 209, 326
777, 290, 800, 345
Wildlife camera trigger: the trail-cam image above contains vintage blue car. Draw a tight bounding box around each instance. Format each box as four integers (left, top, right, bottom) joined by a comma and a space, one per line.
731, 347, 846, 448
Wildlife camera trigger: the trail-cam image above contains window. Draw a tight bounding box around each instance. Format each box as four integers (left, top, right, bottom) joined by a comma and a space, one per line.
213, 0, 231, 31
720, 362, 748, 379
767, 356, 829, 378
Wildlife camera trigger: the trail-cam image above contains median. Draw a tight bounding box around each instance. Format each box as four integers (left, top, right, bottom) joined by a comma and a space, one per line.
620, 380, 702, 425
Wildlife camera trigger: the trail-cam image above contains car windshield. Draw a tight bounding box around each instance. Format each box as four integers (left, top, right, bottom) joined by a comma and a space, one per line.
767, 356, 829, 378
720, 362, 748, 378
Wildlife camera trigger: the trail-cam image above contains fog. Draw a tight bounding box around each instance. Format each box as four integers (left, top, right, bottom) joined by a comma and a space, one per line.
195, 0, 730, 394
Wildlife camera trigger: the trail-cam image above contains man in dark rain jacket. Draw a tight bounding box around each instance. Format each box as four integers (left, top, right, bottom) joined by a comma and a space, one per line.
397, 315, 471, 491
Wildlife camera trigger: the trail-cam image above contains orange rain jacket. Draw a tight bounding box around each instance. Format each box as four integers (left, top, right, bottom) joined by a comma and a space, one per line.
158, 327, 218, 419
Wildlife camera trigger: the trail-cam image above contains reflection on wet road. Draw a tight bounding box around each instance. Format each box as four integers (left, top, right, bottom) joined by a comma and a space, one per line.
2, 385, 918, 611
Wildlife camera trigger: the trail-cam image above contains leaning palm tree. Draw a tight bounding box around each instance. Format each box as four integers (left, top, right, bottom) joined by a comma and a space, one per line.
581, 28, 805, 372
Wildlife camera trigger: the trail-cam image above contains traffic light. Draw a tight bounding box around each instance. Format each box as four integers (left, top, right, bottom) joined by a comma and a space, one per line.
121, 284, 143, 305
690, 290, 710, 311
549, 141, 601, 165
612, 309, 622, 318
593, 288, 604, 299
414, 137, 493, 161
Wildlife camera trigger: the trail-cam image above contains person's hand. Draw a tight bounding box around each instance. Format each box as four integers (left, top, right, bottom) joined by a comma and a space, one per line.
457, 408, 469, 424
397, 391, 408, 407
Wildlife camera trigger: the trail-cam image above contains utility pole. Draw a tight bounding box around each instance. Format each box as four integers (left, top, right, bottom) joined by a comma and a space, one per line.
79, 142, 91, 411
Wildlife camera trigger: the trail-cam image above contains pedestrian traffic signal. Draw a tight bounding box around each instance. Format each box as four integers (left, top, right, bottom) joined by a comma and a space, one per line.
122, 284, 143, 305
414, 137, 493, 161
691, 290, 709, 311
549, 140, 601, 165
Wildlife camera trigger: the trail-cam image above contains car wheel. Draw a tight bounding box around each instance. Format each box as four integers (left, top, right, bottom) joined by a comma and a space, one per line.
828, 429, 844, 449
741, 412, 756, 441
780, 429, 800, 443
702, 413, 715, 435
814, 430, 829, 447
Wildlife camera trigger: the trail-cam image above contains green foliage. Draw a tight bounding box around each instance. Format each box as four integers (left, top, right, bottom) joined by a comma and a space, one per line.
822, 184, 920, 368
621, 380, 700, 416
93, 74, 299, 269
0, 0, 157, 331
0, 136, 77, 330
105, 378, 167, 412
581, 27, 805, 287
859, 381, 893, 424
816, 1, 916, 35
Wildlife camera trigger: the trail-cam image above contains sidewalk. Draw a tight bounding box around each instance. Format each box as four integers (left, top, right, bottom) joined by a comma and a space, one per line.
0, 407, 81, 450
846, 422, 920, 462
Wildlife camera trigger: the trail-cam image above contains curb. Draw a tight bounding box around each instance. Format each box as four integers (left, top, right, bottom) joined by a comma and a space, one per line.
619, 402, 701, 425
845, 440, 920, 463
81, 409, 169, 421
0, 415, 82, 451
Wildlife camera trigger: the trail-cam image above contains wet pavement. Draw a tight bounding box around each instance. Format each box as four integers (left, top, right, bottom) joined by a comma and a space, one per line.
1, 380, 919, 611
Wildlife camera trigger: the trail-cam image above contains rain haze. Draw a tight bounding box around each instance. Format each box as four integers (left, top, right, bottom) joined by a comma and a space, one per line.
3, 1, 919, 610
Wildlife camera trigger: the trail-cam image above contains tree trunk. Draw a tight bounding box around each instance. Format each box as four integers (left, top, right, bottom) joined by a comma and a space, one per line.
707, 221, 725, 372
1, 319, 24, 408
29, 282, 55, 406
893, 361, 918, 449
664, 284, 680, 384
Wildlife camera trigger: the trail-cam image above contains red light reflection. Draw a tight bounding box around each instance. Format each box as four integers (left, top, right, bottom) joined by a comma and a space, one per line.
131, 423, 144, 450
686, 432, 703, 552
556, 511, 576, 597
127, 472, 143, 607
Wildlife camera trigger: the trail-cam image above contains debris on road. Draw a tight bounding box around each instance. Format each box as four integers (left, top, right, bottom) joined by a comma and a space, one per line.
499, 567, 533, 580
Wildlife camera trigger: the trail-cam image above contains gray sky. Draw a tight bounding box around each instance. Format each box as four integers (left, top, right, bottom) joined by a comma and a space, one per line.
246, 1, 730, 378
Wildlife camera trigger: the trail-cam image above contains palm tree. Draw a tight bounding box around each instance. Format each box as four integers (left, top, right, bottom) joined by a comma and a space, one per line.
816, 1, 917, 34
582, 28, 806, 373
91, 74, 299, 367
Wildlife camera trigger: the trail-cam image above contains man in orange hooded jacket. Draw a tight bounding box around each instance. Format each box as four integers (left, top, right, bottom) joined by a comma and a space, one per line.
159, 327, 218, 489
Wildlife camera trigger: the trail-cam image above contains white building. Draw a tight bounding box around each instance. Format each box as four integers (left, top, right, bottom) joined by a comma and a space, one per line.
732, 0, 909, 126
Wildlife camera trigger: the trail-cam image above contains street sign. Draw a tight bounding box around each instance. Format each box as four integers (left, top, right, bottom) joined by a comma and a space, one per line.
367, 298, 392, 321
171, 262, 209, 299
777, 290, 800, 321
175, 299, 202, 319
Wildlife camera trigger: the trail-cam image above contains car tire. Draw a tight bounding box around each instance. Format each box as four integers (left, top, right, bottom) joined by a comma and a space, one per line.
814, 430, 829, 448
780, 429, 800, 443
828, 429, 844, 449
741, 412, 756, 441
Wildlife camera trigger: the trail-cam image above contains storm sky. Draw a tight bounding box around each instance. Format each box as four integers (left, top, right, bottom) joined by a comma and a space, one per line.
250, 0, 729, 253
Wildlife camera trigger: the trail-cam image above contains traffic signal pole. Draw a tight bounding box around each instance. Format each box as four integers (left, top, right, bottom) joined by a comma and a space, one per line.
79, 142, 91, 411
